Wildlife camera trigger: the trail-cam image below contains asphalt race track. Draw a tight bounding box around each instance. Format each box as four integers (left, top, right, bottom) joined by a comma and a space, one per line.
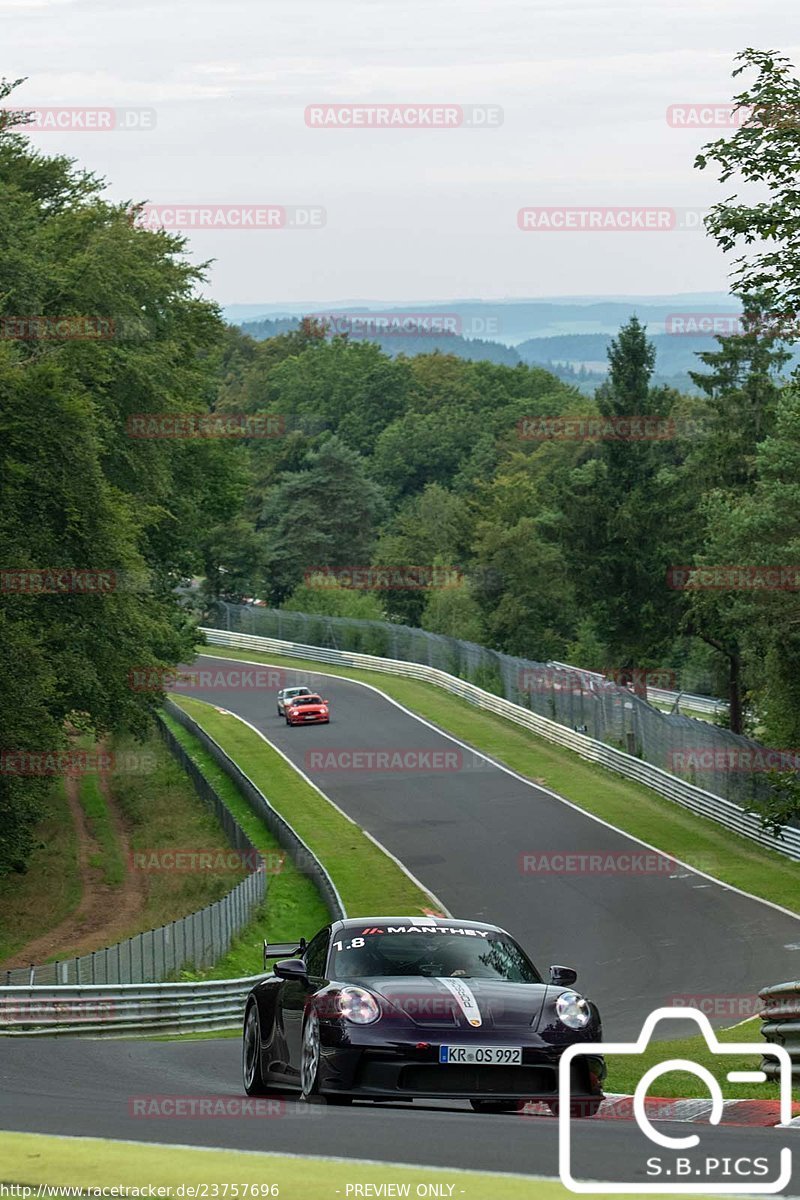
2, 652, 800, 1183
196, 654, 800, 1037
0, 1036, 797, 1186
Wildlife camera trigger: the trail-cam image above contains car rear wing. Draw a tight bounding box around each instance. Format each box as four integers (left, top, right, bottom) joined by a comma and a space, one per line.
263, 938, 306, 970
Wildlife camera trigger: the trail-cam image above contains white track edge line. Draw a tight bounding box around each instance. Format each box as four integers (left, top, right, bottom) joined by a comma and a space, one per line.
181, 692, 452, 919
197, 652, 800, 925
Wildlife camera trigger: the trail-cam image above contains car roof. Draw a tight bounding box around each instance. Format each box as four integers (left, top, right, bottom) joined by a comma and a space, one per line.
330, 916, 507, 935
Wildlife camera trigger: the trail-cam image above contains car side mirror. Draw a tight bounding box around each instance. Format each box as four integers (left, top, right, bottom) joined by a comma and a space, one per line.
274, 958, 309, 983
549, 964, 578, 987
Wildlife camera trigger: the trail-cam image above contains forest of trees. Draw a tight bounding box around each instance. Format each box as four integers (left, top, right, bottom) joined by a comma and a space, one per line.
3, 49, 800, 875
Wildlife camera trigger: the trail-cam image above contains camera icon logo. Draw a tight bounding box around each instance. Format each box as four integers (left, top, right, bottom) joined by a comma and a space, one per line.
559, 1007, 793, 1194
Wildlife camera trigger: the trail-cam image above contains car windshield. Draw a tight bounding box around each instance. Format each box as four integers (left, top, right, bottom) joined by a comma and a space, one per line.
330, 929, 541, 983
285, 688, 310, 697
291, 695, 322, 706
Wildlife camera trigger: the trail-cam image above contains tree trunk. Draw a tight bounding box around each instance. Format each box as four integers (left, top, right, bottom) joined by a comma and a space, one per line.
728, 651, 743, 734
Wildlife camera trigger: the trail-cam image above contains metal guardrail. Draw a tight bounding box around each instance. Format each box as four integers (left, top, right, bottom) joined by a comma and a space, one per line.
199, 626, 800, 863
547, 661, 725, 716
208, 603, 790, 815
0, 976, 264, 1037
760, 982, 800, 1079
648, 688, 726, 716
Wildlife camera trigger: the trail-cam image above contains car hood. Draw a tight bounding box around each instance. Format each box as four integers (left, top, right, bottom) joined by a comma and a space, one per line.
349, 975, 550, 1030
289, 703, 326, 713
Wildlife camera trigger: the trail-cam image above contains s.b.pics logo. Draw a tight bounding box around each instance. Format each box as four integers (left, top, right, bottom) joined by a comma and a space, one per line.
559, 1008, 793, 1194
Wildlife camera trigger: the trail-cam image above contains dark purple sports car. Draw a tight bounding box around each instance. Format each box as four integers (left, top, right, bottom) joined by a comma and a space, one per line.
242, 916, 605, 1113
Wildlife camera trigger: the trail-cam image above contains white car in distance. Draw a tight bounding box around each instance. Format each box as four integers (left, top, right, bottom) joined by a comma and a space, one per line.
277, 685, 313, 716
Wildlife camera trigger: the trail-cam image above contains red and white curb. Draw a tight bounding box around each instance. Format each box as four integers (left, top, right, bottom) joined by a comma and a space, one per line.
523, 1094, 800, 1127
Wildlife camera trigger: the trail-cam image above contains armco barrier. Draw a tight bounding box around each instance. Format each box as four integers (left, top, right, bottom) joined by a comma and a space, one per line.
0, 976, 263, 1037
199, 626, 800, 863
760, 982, 800, 1080
208, 603, 777, 812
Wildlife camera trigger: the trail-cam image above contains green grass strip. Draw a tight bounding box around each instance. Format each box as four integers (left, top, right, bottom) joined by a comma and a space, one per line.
168, 695, 440, 921
160, 713, 329, 979
196, 646, 800, 915
606, 1018, 777, 1099
0, 1131, 586, 1199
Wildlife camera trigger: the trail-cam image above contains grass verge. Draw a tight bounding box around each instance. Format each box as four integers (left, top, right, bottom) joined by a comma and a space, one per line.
160, 712, 330, 979
112, 727, 248, 929
0, 779, 80, 965
168, 695, 438, 922
605, 1018, 777, 1100
0, 1131, 589, 1200
196, 647, 800, 915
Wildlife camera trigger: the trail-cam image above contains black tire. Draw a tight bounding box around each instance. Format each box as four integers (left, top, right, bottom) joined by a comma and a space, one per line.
286, 717, 292, 726
300, 1010, 322, 1100
469, 1099, 523, 1114
242, 1001, 270, 1096
276, 707, 282, 717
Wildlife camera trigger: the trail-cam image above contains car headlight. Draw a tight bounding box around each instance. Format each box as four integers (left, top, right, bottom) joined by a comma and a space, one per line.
320, 706, 328, 714
555, 990, 591, 1029
338, 986, 380, 1024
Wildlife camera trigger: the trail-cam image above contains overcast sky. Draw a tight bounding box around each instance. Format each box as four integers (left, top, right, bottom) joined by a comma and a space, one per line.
5, 0, 799, 306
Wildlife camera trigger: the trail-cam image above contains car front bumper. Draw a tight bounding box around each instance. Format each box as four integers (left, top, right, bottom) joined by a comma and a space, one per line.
317, 1027, 605, 1102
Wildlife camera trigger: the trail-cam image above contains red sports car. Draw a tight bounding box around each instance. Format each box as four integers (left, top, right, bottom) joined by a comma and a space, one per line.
285, 693, 330, 726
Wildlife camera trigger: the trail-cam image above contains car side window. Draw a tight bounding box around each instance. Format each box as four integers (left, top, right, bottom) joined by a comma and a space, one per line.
304, 930, 330, 980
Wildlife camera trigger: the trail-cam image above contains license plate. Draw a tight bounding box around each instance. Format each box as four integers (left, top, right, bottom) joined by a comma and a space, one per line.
439, 1045, 522, 1065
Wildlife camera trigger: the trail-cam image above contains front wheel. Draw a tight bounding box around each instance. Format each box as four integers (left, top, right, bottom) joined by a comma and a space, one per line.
300, 1010, 321, 1099
243, 1002, 269, 1096
469, 1099, 523, 1114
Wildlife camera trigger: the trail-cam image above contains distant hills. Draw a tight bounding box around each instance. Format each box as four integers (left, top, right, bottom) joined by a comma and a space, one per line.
229, 295, 799, 395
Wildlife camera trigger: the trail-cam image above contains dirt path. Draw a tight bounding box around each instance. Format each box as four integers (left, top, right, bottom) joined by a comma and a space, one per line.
3, 771, 148, 969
